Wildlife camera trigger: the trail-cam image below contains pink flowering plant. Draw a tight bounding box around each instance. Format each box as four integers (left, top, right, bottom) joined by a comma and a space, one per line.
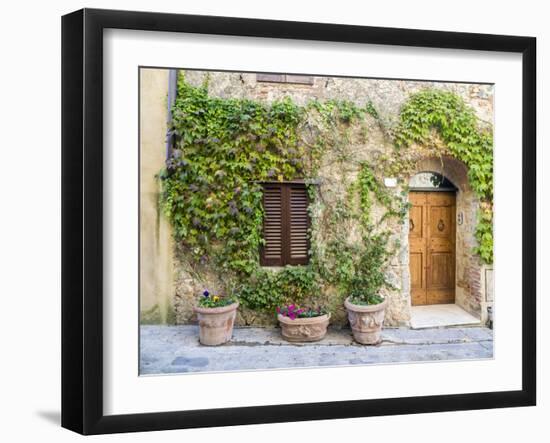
197, 289, 236, 308
276, 304, 328, 320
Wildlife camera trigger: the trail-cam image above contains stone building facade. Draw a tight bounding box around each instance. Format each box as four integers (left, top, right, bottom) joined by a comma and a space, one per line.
140, 68, 494, 328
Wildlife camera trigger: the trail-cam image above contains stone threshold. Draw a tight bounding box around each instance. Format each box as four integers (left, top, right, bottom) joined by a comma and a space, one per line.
410, 304, 482, 329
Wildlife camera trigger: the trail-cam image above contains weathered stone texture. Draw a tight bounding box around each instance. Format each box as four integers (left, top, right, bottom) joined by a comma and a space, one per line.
184, 71, 493, 127
164, 70, 494, 327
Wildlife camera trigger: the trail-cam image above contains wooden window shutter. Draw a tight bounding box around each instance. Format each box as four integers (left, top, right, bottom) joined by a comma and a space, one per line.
260, 183, 310, 266
287, 185, 309, 265
256, 73, 285, 83
260, 185, 284, 266
284, 75, 314, 85
256, 74, 314, 85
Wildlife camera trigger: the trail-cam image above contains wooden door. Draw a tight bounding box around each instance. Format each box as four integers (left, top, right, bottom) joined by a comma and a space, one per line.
409, 191, 456, 305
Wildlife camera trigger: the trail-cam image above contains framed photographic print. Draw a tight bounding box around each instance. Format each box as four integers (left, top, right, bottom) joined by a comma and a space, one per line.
61, 8, 536, 435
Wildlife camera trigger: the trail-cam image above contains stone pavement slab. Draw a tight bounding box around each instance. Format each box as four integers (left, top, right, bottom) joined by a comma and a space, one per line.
410, 304, 481, 329
140, 325, 493, 375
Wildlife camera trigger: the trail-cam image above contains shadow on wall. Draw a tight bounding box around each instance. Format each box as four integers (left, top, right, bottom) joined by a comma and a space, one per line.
35, 410, 60, 426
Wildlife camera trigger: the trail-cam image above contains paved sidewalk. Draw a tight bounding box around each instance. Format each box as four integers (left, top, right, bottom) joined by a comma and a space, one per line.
140, 325, 493, 375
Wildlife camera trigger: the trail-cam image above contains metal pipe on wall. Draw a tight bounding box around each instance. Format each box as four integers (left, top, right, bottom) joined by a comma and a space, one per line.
165, 69, 178, 160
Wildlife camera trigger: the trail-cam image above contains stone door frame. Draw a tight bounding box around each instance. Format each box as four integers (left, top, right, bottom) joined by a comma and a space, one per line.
401, 156, 492, 324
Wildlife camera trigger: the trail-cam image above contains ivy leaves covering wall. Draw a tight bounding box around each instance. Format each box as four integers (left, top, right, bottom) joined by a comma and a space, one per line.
394, 90, 494, 263
344, 163, 408, 304
161, 75, 494, 314
161, 75, 305, 276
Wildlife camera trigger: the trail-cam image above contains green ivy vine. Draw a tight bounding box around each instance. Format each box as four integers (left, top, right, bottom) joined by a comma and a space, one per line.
161, 74, 305, 276
237, 265, 320, 312
161, 75, 493, 316
348, 163, 408, 304
307, 161, 406, 307
355, 163, 409, 228
161, 74, 384, 313
393, 89, 494, 263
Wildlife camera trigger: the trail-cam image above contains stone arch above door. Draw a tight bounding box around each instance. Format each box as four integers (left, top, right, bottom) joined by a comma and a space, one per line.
412, 156, 472, 194
409, 171, 457, 191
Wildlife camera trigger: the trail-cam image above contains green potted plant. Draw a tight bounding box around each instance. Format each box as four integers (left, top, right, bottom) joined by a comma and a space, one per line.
276, 304, 330, 342
193, 290, 239, 346
344, 233, 391, 345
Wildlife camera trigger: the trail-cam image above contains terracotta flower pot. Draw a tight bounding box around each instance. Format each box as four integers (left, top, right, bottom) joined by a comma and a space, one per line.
193, 301, 239, 346
277, 313, 331, 342
344, 297, 387, 345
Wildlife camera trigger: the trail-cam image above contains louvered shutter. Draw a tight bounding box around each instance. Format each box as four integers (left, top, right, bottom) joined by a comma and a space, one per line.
257, 74, 314, 85
256, 73, 285, 83
260, 183, 310, 266
260, 185, 284, 266
284, 75, 314, 85
287, 185, 309, 265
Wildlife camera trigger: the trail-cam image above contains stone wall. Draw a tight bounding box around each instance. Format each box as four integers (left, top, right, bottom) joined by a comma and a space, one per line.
140, 69, 494, 327
183, 71, 493, 127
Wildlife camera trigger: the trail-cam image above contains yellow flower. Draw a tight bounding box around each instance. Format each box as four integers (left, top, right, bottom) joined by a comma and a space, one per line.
277, 174, 284, 182
213, 296, 220, 302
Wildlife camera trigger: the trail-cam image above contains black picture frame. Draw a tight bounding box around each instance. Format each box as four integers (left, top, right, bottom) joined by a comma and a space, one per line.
61, 8, 536, 435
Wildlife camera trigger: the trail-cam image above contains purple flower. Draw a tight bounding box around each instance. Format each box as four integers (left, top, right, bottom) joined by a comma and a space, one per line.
203, 290, 209, 297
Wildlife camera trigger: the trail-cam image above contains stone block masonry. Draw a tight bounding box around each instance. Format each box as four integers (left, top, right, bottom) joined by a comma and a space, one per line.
139, 68, 494, 327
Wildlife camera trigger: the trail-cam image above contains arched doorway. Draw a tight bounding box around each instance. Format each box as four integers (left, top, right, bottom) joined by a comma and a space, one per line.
403, 156, 490, 328
409, 172, 457, 305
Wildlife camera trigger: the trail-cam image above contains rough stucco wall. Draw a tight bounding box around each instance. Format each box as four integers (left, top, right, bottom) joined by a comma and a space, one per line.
165, 70, 494, 326
139, 69, 175, 324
